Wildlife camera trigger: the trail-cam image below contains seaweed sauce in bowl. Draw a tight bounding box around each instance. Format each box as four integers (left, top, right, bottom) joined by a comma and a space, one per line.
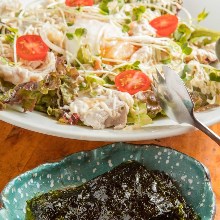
25, 161, 200, 220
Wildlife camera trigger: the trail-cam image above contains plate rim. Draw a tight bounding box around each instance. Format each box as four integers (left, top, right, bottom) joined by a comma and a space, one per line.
0, 106, 220, 141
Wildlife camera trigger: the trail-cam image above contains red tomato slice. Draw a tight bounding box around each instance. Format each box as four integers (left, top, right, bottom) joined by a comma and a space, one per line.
149, 14, 178, 37
65, 0, 94, 7
115, 70, 151, 95
16, 35, 49, 61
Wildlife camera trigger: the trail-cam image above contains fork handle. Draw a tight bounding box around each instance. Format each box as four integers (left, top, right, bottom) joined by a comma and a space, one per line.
192, 116, 220, 146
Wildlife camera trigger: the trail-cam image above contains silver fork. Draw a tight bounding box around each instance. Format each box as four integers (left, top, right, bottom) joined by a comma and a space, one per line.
215, 38, 220, 61
153, 66, 220, 146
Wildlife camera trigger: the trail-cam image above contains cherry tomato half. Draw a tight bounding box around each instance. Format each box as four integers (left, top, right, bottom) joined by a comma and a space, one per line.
115, 70, 151, 95
149, 14, 178, 37
65, 0, 94, 7
16, 35, 49, 61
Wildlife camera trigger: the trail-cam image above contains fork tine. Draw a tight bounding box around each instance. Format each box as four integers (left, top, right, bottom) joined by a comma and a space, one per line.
152, 73, 158, 84
151, 82, 157, 94
152, 68, 165, 94
155, 67, 165, 84
152, 71, 159, 93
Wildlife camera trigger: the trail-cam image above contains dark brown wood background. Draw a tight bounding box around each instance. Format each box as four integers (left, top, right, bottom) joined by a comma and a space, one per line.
0, 120, 219, 219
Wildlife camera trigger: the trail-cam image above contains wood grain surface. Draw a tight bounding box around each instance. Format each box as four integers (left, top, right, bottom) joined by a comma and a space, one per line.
0, 120, 219, 219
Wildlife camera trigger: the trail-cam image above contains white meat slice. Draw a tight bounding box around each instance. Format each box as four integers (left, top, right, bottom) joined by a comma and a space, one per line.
69, 88, 133, 129
70, 96, 129, 129
104, 100, 129, 129
130, 46, 154, 63
0, 52, 56, 85
129, 20, 156, 37
65, 18, 124, 61
186, 44, 217, 64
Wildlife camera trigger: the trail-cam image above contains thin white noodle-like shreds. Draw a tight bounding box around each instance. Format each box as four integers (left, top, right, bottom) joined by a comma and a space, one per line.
23, 24, 34, 35
111, 62, 137, 71
57, 7, 67, 26
40, 27, 65, 54
47, 0, 64, 9
78, 70, 116, 75
102, 57, 127, 63
95, 25, 108, 54
13, 34, 17, 65
172, 2, 192, 23
77, 13, 109, 22
107, 36, 171, 46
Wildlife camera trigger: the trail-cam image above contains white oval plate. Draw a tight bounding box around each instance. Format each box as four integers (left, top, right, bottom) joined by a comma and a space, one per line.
0, 0, 220, 141
0, 106, 219, 141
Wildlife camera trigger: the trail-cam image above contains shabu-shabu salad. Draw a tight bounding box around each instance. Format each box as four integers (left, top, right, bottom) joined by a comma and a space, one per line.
0, 0, 220, 130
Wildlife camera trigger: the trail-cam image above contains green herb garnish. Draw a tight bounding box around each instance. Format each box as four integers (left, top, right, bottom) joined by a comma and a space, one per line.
66, 28, 87, 40
132, 5, 146, 21
197, 8, 209, 23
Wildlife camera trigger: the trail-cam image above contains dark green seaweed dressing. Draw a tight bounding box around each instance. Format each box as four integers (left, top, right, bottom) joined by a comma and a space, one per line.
26, 161, 201, 220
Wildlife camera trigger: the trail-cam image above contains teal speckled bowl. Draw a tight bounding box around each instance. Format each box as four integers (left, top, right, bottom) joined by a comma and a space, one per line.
0, 143, 216, 220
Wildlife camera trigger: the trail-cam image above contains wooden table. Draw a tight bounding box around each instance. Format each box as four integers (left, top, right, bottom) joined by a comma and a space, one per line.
0, 120, 219, 219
